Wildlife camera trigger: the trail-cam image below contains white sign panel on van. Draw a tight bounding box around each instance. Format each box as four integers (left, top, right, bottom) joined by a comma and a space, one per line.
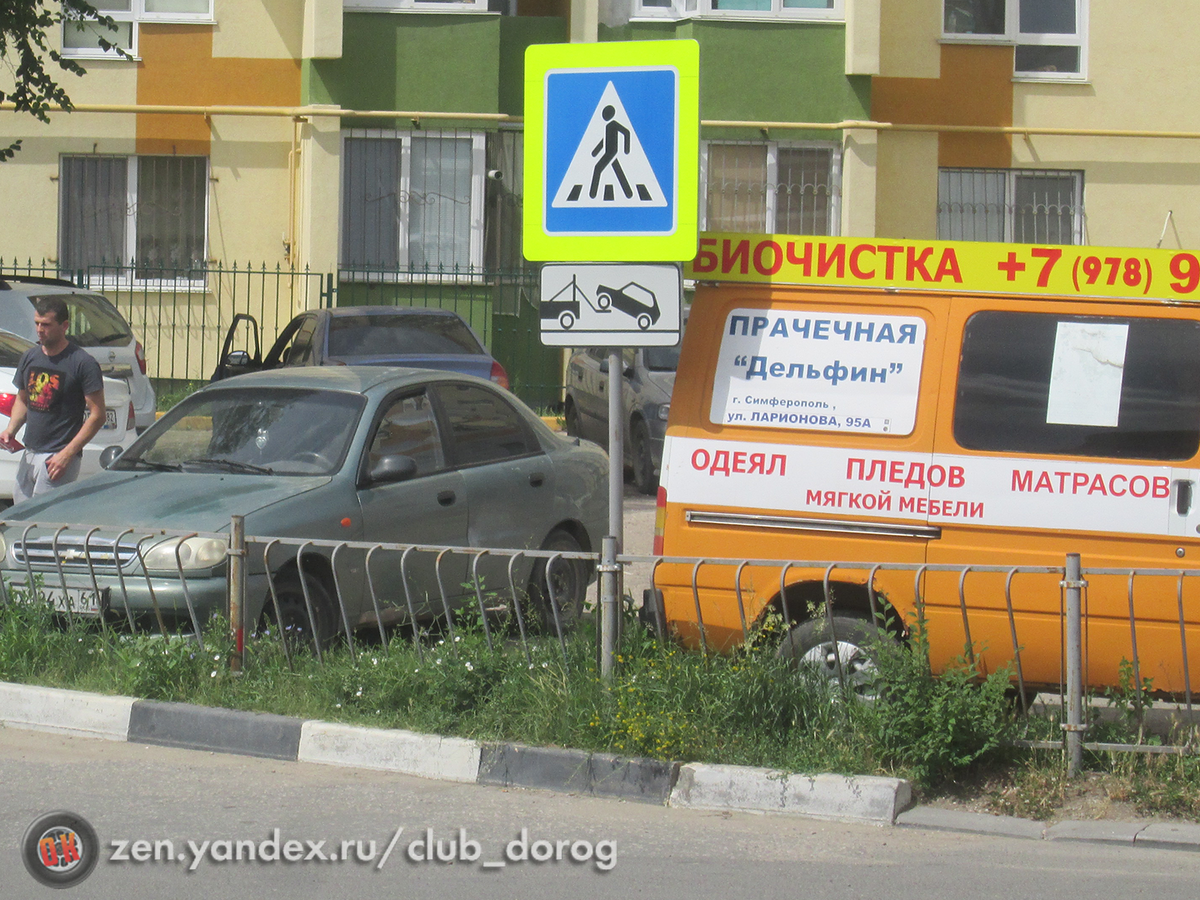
664, 436, 1185, 539
709, 310, 927, 435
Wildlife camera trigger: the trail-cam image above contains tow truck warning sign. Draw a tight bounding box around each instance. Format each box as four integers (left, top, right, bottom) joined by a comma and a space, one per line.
686, 233, 1200, 303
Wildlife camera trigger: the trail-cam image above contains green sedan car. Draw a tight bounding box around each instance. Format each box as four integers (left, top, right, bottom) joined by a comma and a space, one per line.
0, 367, 608, 641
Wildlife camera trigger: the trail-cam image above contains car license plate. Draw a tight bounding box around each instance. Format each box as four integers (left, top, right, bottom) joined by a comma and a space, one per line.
103, 408, 117, 430
10, 582, 107, 615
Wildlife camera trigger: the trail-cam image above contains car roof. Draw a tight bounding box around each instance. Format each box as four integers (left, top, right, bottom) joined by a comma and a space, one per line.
318, 306, 465, 319
199, 365, 490, 396
0, 277, 86, 296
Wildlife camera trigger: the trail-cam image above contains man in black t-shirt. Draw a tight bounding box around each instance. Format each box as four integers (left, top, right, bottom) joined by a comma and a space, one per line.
0, 296, 105, 502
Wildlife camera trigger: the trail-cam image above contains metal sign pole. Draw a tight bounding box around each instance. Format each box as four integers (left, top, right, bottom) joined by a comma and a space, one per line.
600, 348, 624, 682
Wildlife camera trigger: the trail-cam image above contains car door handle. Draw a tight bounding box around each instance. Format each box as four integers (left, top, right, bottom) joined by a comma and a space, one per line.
1177, 480, 1194, 516
529, 472, 545, 488
437, 490, 456, 507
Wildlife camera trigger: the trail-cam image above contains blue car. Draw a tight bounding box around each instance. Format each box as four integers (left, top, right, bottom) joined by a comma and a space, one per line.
213, 306, 510, 388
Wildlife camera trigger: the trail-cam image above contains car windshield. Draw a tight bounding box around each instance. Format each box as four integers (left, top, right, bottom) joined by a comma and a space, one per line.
115, 387, 366, 476
36, 294, 132, 347
643, 345, 680, 372
327, 313, 484, 357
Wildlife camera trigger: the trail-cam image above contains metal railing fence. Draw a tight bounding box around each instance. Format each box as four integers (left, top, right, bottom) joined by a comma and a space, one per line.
3, 516, 1199, 762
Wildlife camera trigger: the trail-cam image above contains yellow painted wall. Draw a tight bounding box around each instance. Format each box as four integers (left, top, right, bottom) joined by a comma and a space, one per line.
134, 23, 302, 264
213, 0, 304, 60
207, 118, 296, 264
875, 130, 938, 239
0, 61, 138, 263
1011, 0, 1200, 249
877, 0, 939, 79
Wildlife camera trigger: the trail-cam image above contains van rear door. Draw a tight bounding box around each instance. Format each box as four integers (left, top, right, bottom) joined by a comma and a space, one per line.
925, 296, 1200, 691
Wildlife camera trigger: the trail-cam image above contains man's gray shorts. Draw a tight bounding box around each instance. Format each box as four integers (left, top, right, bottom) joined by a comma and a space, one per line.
14, 449, 82, 503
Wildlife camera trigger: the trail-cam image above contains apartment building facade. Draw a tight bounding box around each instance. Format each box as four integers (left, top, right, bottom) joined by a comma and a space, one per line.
0, 1, 1195, 393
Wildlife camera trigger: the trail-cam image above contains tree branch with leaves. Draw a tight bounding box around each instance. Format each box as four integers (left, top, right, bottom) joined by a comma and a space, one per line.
0, 0, 123, 161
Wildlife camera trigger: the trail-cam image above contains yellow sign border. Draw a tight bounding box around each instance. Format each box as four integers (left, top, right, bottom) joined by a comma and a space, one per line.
523, 39, 699, 263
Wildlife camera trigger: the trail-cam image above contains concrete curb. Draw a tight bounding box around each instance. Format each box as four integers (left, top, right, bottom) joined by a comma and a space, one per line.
129, 700, 303, 760
478, 743, 679, 805
896, 807, 1049, 840
897, 807, 1200, 850
298, 720, 481, 783
670, 763, 911, 824
0, 683, 133, 741
1, 681, 1197, 846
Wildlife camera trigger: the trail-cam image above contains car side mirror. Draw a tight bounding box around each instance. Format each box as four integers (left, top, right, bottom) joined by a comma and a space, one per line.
99, 445, 124, 470
225, 350, 252, 368
367, 454, 418, 486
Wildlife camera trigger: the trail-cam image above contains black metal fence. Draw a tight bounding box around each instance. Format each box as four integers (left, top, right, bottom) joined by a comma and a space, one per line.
0, 259, 563, 413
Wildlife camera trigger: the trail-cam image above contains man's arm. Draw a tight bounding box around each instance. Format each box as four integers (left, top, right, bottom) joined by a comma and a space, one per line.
0, 390, 29, 450
46, 389, 105, 481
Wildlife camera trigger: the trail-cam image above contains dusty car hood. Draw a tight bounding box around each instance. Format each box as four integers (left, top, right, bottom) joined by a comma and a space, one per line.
0, 471, 331, 534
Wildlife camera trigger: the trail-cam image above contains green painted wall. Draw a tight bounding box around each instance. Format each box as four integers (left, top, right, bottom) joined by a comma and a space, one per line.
601, 22, 869, 141
498, 17, 567, 115
304, 14, 565, 115
307, 14, 500, 112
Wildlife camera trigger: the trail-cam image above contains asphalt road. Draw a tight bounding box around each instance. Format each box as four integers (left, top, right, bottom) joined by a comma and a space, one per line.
2, 726, 1195, 900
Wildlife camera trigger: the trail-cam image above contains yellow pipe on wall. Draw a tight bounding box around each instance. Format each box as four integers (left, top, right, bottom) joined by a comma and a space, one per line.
7, 102, 1200, 140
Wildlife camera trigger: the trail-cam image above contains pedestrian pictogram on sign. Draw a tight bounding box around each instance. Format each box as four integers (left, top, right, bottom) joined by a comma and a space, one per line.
552, 82, 666, 209
523, 39, 699, 263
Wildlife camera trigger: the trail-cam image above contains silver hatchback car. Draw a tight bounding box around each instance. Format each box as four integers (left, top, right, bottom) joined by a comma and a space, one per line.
0, 276, 157, 431
564, 343, 680, 495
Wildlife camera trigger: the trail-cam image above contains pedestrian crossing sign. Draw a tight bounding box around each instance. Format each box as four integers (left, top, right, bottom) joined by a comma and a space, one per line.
524, 39, 699, 262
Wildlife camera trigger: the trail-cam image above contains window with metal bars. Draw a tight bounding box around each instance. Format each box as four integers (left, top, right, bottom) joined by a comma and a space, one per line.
701, 142, 839, 236
341, 130, 487, 279
58, 155, 209, 279
937, 168, 1084, 245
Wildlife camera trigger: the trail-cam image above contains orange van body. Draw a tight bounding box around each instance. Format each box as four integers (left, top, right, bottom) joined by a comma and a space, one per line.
656, 236, 1200, 693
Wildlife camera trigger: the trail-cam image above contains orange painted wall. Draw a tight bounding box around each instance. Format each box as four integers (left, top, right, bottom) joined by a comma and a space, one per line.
136, 25, 301, 155
872, 44, 1014, 168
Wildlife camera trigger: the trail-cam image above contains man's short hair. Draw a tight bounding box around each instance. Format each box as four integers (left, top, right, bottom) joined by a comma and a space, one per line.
33, 296, 69, 324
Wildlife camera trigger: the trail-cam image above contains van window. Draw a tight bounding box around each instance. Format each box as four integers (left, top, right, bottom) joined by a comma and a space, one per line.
954, 311, 1200, 461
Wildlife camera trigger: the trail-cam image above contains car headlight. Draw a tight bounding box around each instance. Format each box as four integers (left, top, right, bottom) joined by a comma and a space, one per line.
0, 533, 7, 562
141, 536, 228, 572
656, 403, 670, 421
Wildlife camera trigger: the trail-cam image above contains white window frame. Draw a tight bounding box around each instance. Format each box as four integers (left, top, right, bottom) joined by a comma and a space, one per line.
635, 0, 841, 22
344, 0, 491, 14
699, 140, 841, 237
941, 0, 1088, 82
61, 1, 214, 59
340, 129, 487, 282
59, 154, 211, 289
937, 167, 1085, 245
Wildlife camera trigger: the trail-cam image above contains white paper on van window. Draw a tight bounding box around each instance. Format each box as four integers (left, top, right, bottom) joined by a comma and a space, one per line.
1046, 322, 1129, 427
